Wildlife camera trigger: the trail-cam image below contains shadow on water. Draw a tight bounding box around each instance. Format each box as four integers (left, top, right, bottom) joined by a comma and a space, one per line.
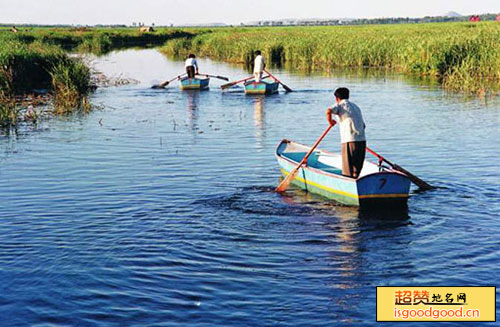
194, 185, 411, 225
193, 185, 324, 217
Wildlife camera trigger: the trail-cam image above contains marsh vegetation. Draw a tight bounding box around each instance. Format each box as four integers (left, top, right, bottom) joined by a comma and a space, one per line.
161, 23, 500, 95
0, 27, 193, 126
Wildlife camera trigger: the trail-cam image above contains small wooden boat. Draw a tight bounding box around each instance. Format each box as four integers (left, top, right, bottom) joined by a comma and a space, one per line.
244, 80, 279, 95
276, 140, 411, 207
179, 76, 210, 90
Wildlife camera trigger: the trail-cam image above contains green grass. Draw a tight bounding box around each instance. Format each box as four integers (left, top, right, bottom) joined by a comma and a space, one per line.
160, 23, 500, 94
2, 27, 195, 54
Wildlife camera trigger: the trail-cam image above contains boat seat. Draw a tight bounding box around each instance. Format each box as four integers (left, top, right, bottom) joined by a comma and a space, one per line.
310, 162, 342, 175
318, 167, 342, 175
283, 152, 307, 162
283, 152, 342, 175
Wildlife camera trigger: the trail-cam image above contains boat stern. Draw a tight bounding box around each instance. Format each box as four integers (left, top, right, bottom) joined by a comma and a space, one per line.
180, 77, 210, 90
245, 80, 279, 95
357, 172, 411, 207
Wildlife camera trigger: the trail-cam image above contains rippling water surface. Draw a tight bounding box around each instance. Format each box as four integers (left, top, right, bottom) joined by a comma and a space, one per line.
0, 49, 499, 326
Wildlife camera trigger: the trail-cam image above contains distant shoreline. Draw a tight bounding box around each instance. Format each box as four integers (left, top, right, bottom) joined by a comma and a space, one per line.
1, 12, 499, 28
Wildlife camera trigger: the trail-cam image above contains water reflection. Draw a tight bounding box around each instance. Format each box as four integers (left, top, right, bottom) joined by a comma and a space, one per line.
278, 185, 413, 315
327, 206, 413, 319
185, 91, 199, 132
253, 96, 265, 147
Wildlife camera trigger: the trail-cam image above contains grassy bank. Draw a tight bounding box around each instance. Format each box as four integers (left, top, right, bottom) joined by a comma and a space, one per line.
0, 38, 92, 125
0, 27, 193, 126
160, 23, 500, 94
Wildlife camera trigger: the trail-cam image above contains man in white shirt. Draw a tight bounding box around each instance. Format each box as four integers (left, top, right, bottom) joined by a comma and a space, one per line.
185, 54, 199, 78
253, 50, 265, 82
326, 87, 366, 178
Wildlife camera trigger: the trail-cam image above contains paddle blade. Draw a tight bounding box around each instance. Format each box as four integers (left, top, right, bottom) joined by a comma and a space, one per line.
281, 83, 293, 92
152, 80, 170, 89
217, 75, 230, 81
275, 167, 300, 192
158, 80, 170, 88
392, 164, 434, 190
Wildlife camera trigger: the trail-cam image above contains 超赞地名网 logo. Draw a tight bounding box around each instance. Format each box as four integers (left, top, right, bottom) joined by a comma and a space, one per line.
376, 286, 495, 322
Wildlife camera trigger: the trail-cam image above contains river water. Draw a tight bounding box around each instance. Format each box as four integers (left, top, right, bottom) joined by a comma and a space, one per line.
0, 49, 498, 326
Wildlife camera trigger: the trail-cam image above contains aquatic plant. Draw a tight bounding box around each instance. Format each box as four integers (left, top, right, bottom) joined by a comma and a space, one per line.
50, 60, 91, 113
0, 94, 17, 127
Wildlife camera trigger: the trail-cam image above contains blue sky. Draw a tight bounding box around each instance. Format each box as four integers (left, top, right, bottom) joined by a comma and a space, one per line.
0, 0, 498, 25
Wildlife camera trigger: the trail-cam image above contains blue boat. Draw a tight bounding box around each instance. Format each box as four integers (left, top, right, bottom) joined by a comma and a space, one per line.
244, 80, 279, 95
179, 77, 210, 90
276, 139, 411, 207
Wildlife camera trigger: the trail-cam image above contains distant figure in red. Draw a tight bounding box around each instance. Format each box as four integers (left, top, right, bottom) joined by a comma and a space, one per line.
469, 15, 481, 22
496, 15, 500, 22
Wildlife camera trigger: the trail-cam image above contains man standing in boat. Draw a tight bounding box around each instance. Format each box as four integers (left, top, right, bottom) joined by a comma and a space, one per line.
326, 87, 366, 178
253, 50, 266, 82
185, 54, 199, 79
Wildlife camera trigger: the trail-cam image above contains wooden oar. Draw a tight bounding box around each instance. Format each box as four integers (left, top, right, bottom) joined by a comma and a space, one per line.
366, 147, 434, 190
276, 122, 336, 192
152, 73, 186, 89
264, 69, 293, 92
197, 74, 229, 81
221, 75, 254, 89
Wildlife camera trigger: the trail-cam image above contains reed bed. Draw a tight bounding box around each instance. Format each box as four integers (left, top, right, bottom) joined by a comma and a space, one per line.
161, 23, 500, 94
0, 37, 92, 125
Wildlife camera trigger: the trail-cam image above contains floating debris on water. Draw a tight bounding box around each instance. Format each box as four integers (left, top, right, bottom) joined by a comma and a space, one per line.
90, 72, 140, 88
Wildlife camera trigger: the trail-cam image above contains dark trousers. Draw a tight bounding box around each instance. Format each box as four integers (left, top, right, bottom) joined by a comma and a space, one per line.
341, 141, 366, 178
186, 66, 195, 78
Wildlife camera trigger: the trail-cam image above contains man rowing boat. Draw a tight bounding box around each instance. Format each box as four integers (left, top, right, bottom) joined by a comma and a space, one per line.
253, 50, 266, 82
185, 54, 199, 78
326, 87, 366, 178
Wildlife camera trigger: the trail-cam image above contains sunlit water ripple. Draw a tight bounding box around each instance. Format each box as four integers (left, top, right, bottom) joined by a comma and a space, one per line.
0, 49, 498, 326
